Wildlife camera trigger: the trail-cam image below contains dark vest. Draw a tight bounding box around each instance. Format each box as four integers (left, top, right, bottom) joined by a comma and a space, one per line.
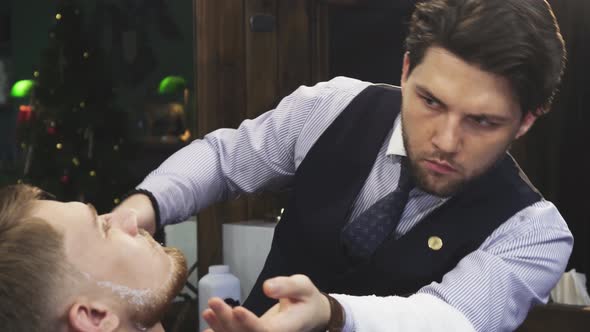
243, 85, 541, 315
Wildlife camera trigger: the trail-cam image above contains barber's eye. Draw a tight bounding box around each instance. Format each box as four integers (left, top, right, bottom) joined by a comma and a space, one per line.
421, 95, 440, 109
471, 116, 498, 128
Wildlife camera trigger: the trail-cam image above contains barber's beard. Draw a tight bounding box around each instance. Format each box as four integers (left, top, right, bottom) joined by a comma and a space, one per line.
401, 121, 463, 197
401, 114, 511, 197
402, 116, 510, 197
127, 231, 188, 329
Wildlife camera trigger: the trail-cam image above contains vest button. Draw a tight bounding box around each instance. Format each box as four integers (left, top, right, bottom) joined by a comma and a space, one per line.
428, 236, 443, 251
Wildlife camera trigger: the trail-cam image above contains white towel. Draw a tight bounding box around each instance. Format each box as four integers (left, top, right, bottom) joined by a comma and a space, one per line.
550, 269, 590, 305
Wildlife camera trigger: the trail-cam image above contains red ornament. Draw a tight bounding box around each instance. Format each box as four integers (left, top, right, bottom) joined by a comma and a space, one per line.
60, 175, 70, 184
17, 105, 33, 123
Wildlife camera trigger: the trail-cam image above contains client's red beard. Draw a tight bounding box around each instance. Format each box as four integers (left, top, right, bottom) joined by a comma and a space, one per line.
130, 230, 188, 329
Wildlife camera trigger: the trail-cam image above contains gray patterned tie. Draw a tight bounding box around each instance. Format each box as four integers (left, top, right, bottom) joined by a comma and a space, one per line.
341, 157, 414, 261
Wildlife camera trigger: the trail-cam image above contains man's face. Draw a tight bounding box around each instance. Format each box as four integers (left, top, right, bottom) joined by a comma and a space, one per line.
400, 47, 535, 196
31, 200, 187, 329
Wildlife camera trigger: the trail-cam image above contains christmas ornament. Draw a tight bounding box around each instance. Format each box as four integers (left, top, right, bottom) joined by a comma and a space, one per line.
10, 80, 35, 98
18, 105, 33, 123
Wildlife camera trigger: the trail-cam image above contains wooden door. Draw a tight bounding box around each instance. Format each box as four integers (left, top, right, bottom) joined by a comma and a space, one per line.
193, 0, 330, 277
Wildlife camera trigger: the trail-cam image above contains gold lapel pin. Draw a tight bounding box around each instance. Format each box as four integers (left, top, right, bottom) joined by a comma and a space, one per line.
428, 236, 443, 251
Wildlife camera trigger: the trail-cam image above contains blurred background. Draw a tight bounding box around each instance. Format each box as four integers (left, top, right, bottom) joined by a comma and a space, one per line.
0, 0, 194, 213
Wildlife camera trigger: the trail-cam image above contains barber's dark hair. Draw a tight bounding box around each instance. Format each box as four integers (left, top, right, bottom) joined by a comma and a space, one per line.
405, 0, 566, 116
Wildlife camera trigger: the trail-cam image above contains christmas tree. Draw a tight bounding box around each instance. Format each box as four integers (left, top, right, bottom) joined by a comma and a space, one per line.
21, 0, 134, 212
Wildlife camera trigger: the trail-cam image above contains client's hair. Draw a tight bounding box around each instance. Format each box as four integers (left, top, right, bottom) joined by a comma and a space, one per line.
0, 185, 75, 331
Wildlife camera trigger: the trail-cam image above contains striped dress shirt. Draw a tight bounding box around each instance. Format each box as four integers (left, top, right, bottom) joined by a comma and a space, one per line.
138, 76, 573, 331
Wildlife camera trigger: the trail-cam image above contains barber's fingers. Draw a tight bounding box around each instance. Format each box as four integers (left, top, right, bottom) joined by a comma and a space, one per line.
103, 208, 139, 221
202, 309, 222, 332
102, 209, 140, 236
263, 274, 316, 300
204, 299, 266, 332
150, 322, 165, 332
233, 306, 267, 331
205, 298, 234, 332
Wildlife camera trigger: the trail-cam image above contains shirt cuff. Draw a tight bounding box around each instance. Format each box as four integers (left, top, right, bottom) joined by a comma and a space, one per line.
329, 293, 475, 332
330, 294, 356, 332
121, 188, 163, 234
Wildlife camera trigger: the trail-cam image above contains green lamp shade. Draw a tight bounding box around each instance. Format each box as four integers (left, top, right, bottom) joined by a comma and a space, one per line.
158, 76, 186, 95
11, 80, 35, 98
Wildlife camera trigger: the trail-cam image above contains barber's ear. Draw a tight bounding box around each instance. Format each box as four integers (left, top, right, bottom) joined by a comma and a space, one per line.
68, 298, 120, 332
515, 111, 538, 139
401, 52, 411, 88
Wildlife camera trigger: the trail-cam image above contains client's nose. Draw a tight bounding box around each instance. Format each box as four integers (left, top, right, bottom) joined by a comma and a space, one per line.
112, 209, 139, 237
120, 214, 139, 237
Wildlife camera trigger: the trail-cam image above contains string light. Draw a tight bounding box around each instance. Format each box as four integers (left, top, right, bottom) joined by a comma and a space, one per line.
89, 170, 97, 177
33, 71, 40, 78
83, 51, 89, 59
113, 145, 119, 151
55, 13, 62, 20
56, 143, 63, 150
113, 198, 121, 205
179, 129, 191, 142
72, 157, 80, 166
79, 101, 86, 108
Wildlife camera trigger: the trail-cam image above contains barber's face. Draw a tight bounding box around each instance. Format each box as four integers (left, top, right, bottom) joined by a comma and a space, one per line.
32, 200, 187, 328
400, 47, 536, 197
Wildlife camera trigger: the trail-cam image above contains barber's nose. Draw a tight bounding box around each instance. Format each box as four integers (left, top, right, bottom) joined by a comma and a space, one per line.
432, 117, 461, 154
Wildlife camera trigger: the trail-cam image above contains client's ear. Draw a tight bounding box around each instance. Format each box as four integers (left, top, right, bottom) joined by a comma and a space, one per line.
68, 298, 120, 332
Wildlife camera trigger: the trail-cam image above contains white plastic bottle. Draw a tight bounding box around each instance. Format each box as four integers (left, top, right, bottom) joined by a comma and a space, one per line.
198, 265, 241, 331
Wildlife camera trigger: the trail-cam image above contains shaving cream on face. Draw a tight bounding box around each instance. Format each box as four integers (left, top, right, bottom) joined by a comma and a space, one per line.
82, 254, 178, 330
80, 241, 187, 331
95, 281, 154, 306
86, 252, 175, 304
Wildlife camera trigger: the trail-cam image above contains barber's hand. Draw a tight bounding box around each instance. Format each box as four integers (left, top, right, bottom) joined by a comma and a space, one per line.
103, 194, 157, 234
202, 274, 331, 332
148, 322, 165, 332
100, 208, 141, 235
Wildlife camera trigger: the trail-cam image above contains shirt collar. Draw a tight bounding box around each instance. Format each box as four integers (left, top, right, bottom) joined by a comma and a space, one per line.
386, 114, 406, 158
